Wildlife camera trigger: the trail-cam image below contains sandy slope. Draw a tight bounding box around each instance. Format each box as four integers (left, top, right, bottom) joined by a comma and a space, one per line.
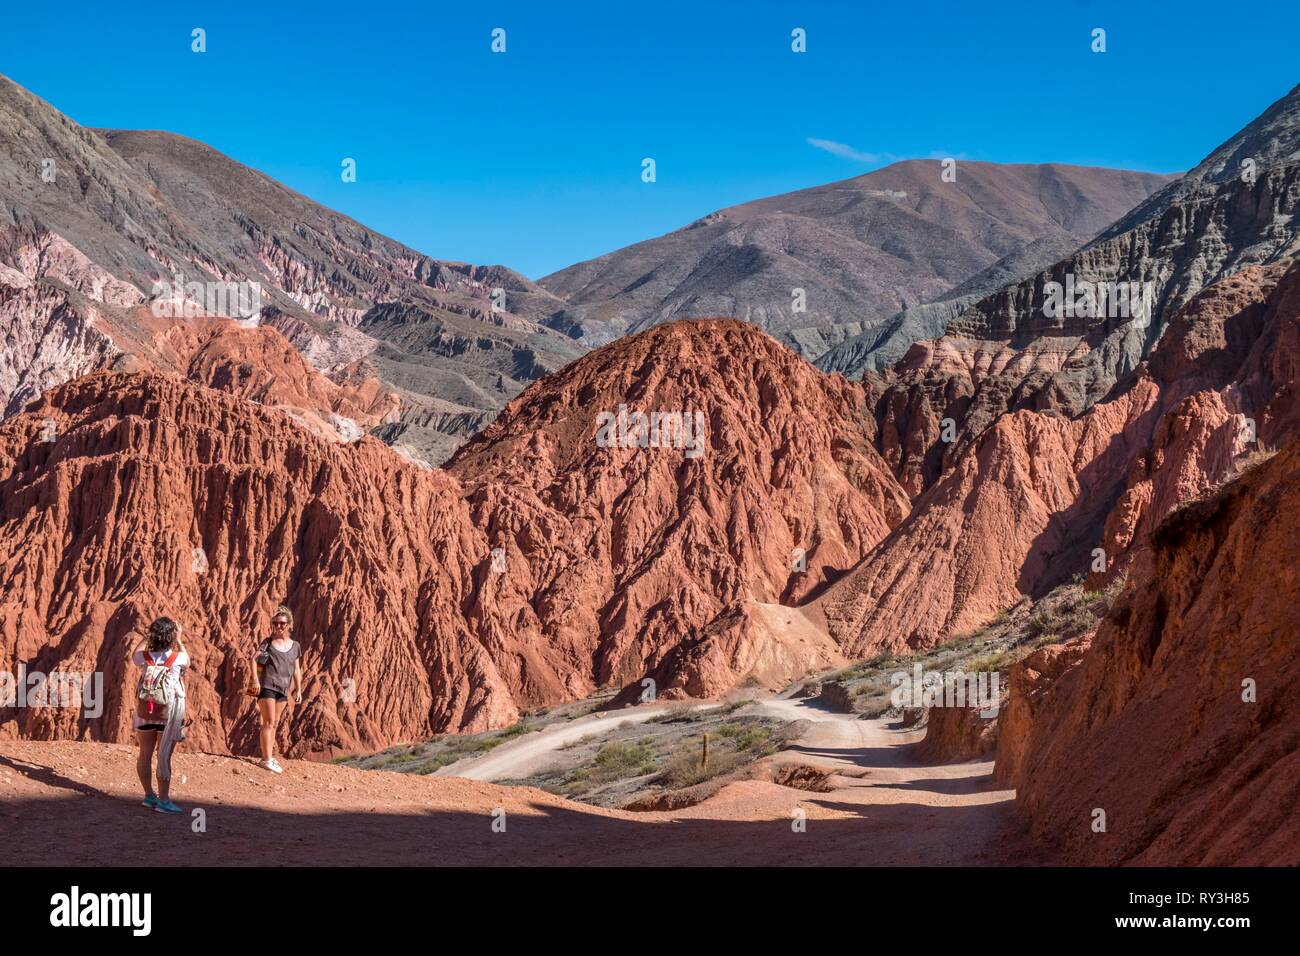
0, 697, 1045, 866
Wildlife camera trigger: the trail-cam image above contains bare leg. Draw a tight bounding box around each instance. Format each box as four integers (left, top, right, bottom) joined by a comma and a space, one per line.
137, 730, 158, 796
257, 697, 278, 761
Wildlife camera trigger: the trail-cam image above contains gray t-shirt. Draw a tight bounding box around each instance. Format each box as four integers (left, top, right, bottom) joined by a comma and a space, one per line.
258, 639, 300, 694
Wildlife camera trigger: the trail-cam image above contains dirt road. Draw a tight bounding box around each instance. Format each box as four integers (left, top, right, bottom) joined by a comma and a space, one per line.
436, 703, 676, 781
0, 696, 1046, 865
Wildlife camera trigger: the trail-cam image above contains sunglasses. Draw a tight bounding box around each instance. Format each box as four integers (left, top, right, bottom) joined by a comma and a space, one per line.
272, 620, 290, 628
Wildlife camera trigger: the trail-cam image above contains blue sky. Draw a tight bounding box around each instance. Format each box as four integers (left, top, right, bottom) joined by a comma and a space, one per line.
2, 1, 1296, 278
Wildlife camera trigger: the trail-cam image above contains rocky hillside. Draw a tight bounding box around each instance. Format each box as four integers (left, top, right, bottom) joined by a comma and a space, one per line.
0, 320, 909, 756
999, 445, 1299, 865
0, 72, 1174, 463
814, 232, 1083, 376
818, 253, 1299, 653
539, 162, 1172, 357
824, 84, 1299, 384
858, 84, 1300, 496
903, 258, 1300, 865
0, 74, 581, 462
446, 319, 911, 698
0, 372, 505, 755
799, 84, 1300, 660
3, 71, 1297, 868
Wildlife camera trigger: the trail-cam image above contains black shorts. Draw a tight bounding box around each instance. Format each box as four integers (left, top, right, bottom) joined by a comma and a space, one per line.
138, 723, 165, 732
258, 688, 287, 702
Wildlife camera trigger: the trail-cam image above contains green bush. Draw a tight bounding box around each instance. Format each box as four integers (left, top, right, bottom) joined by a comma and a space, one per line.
648, 704, 700, 724
965, 650, 1014, 675
579, 741, 657, 784
657, 748, 746, 789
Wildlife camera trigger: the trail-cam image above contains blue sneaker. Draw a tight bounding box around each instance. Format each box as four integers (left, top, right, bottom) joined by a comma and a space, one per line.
141, 795, 159, 809
154, 799, 183, 814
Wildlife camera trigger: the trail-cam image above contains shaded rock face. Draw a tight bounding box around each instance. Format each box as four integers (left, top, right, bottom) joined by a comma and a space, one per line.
817, 257, 1300, 658
1000, 448, 1300, 865
991, 640, 1090, 790
0, 321, 908, 755
816, 374, 1163, 654
1094, 262, 1298, 584
0, 74, 581, 462
984, 262, 1300, 865
540, 161, 1172, 355
914, 704, 998, 764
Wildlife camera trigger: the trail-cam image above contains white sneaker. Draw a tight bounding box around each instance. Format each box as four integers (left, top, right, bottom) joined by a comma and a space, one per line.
263, 758, 284, 774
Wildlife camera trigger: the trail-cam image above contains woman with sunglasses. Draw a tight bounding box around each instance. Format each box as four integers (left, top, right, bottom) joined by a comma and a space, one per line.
246, 605, 303, 774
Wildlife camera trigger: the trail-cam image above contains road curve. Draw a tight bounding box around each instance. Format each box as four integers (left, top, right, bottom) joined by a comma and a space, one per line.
435, 703, 681, 782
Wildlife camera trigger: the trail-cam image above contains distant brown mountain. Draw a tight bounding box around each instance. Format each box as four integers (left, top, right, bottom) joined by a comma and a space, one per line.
0, 74, 582, 463
539, 160, 1174, 357
0, 71, 1176, 466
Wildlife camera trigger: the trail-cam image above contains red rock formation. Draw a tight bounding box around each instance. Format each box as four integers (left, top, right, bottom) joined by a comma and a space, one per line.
914, 704, 999, 763
817, 376, 1161, 653
1098, 262, 1300, 583
863, 333, 1093, 497
987, 262, 1300, 864
447, 318, 910, 696
152, 316, 401, 440
0, 320, 910, 755
1002, 447, 1300, 864
819, 262, 1300, 657
992, 639, 1090, 789
0, 373, 519, 756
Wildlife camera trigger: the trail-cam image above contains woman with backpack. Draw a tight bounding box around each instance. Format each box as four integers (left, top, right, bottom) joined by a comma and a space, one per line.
131, 617, 189, 814
245, 605, 302, 774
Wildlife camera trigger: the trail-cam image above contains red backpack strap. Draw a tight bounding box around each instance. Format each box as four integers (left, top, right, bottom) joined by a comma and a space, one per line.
163, 649, 180, 668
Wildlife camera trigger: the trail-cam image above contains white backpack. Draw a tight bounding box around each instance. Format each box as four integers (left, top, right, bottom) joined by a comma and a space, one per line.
137, 649, 180, 723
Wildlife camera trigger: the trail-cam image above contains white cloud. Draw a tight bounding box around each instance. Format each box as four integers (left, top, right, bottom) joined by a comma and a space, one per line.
807, 138, 892, 164
807, 139, 972, 165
